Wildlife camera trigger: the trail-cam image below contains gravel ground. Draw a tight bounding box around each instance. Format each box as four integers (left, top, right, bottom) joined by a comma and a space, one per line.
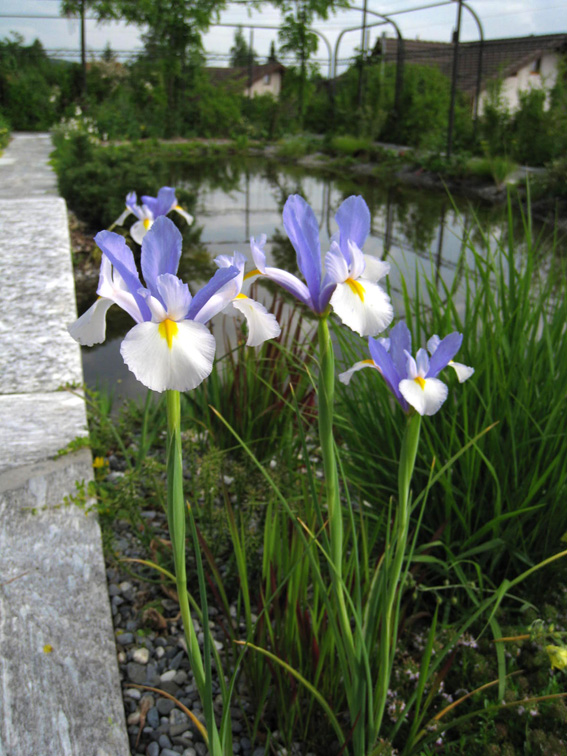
106, 506, 267, 756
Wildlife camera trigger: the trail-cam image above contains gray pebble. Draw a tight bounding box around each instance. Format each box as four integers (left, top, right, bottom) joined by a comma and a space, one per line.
240, 737, 251, 750
146, 743, 160, 756
117, 632, 134, 645
159, 733, 173, 749
157, 698, 176, 715
170, 650, 185, 670
170, 710, 189, 726
146, 706, 160, 729
182, 748, 197, 756
126, 662, 147, 685
195, 744, 207, 756
170, 722, 191, 737
159, 681, 180, 696
161, 750, 181, 756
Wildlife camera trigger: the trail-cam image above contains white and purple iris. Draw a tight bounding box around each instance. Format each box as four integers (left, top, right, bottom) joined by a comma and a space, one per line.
339, 321, 474, 416
249, 194, 393, 337
68, 216, 280, 392
114, 186, 193, 245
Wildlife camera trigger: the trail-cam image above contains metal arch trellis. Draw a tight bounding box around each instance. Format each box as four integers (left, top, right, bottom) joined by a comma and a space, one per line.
213, 21, 334, 82
332, 9, 405, 120
333, 0, 484, 149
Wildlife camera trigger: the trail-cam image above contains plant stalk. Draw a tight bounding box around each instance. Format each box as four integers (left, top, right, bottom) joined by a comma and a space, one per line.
166, 390, 222, 754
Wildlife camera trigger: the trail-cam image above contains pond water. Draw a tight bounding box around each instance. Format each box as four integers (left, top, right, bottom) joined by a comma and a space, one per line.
78, 157, 526, 405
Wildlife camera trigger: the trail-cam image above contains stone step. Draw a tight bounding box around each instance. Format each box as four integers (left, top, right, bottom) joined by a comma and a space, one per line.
0, 134, 129, 756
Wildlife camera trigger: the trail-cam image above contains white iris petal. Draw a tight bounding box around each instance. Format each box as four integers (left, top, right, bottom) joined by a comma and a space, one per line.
330, 279, 393, 337
399, 377, 448, 416
120, 319, 216, 393
450, 361, 475, 382
68, 298, 113, 346
338, 360, 378, 385
231, 297, 281, 347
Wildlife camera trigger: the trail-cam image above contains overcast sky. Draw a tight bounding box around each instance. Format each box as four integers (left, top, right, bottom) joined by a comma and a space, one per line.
1, 0, 566, 73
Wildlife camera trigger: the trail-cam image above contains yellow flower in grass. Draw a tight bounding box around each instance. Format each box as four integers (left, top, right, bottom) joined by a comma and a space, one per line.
546, 644, 567, 670
92, 456, 107, 469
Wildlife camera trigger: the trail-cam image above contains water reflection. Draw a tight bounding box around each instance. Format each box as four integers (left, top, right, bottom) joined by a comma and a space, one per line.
79, 157, 533, 404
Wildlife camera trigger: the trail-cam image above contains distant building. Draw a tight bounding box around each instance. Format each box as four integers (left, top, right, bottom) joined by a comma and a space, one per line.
379, 33, 567, 114
206, 62, 286, 98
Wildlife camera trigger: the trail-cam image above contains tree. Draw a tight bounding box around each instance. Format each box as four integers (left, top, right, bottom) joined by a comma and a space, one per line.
274, 0, 347, 127
60, 0, 227, 133
229, 27, 258, 68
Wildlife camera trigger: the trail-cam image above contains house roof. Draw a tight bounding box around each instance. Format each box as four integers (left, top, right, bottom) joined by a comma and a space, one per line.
380, 33, 567, 95
207, 61, 285, 88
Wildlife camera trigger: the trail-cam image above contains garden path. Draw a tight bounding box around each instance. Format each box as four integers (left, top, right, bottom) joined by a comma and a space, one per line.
0, 133, 129, 755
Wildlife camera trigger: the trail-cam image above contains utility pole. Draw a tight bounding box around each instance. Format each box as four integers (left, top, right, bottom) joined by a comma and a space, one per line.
447, 0, 463, 157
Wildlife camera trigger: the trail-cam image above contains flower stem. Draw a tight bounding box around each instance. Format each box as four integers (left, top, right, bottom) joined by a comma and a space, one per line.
373, 411, 421, 741
166, 390, 222, 753
317, 319, 360, 738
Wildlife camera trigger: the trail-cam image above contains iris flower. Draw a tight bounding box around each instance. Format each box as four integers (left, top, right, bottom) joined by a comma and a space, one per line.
249, 194, 393, 337
339, 321, 473, 416
212, 251, 281, 346
114, 186, 194, 245
68, 217, 277, 392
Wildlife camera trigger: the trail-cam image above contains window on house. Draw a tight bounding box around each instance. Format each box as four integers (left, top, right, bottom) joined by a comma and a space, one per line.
530, 58, 541, 75
264, 74, 271, 84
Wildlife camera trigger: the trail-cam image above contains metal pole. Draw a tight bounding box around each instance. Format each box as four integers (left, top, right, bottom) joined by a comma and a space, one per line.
357, 0, 368, 110
248, 28, 254, 97
80, 0, 87, 101
447, 0, 463, 157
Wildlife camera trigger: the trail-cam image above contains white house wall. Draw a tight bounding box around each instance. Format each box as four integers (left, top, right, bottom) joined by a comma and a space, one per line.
477, 51, 560, 114
245, 73, 282, 98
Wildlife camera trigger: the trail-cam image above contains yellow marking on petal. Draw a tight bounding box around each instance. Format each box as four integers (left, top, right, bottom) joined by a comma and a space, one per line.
362, 359, 375, 365
158, 319, 178, 350
174, 205, 183, 211
346, 277, 365, 301
235, 293, 248, 300
415, 376, 426, 390
244, 268, 261, 280
143, 218, 151, 230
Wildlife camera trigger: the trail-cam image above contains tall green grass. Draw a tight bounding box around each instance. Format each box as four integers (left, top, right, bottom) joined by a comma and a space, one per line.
335, 194, 567, 582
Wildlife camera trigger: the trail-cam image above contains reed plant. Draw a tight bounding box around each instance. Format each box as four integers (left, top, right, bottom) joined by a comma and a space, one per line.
335, 194, 567, 583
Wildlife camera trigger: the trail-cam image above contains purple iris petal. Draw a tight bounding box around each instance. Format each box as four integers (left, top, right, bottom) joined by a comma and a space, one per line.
156, 274, 192, 321
416, 348, 430, 376
264, 266, 313, 308
389, 321, 412, 380
141, 216, 182, 301
142, 186, 176, 218
187, 265, 240, 321
335, 196, 370, 267
95, 230, 151, 321
126, 191, 138, 211
427, 332, 462, 378
283, 195, 323, 313
368, 336, 407, 408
